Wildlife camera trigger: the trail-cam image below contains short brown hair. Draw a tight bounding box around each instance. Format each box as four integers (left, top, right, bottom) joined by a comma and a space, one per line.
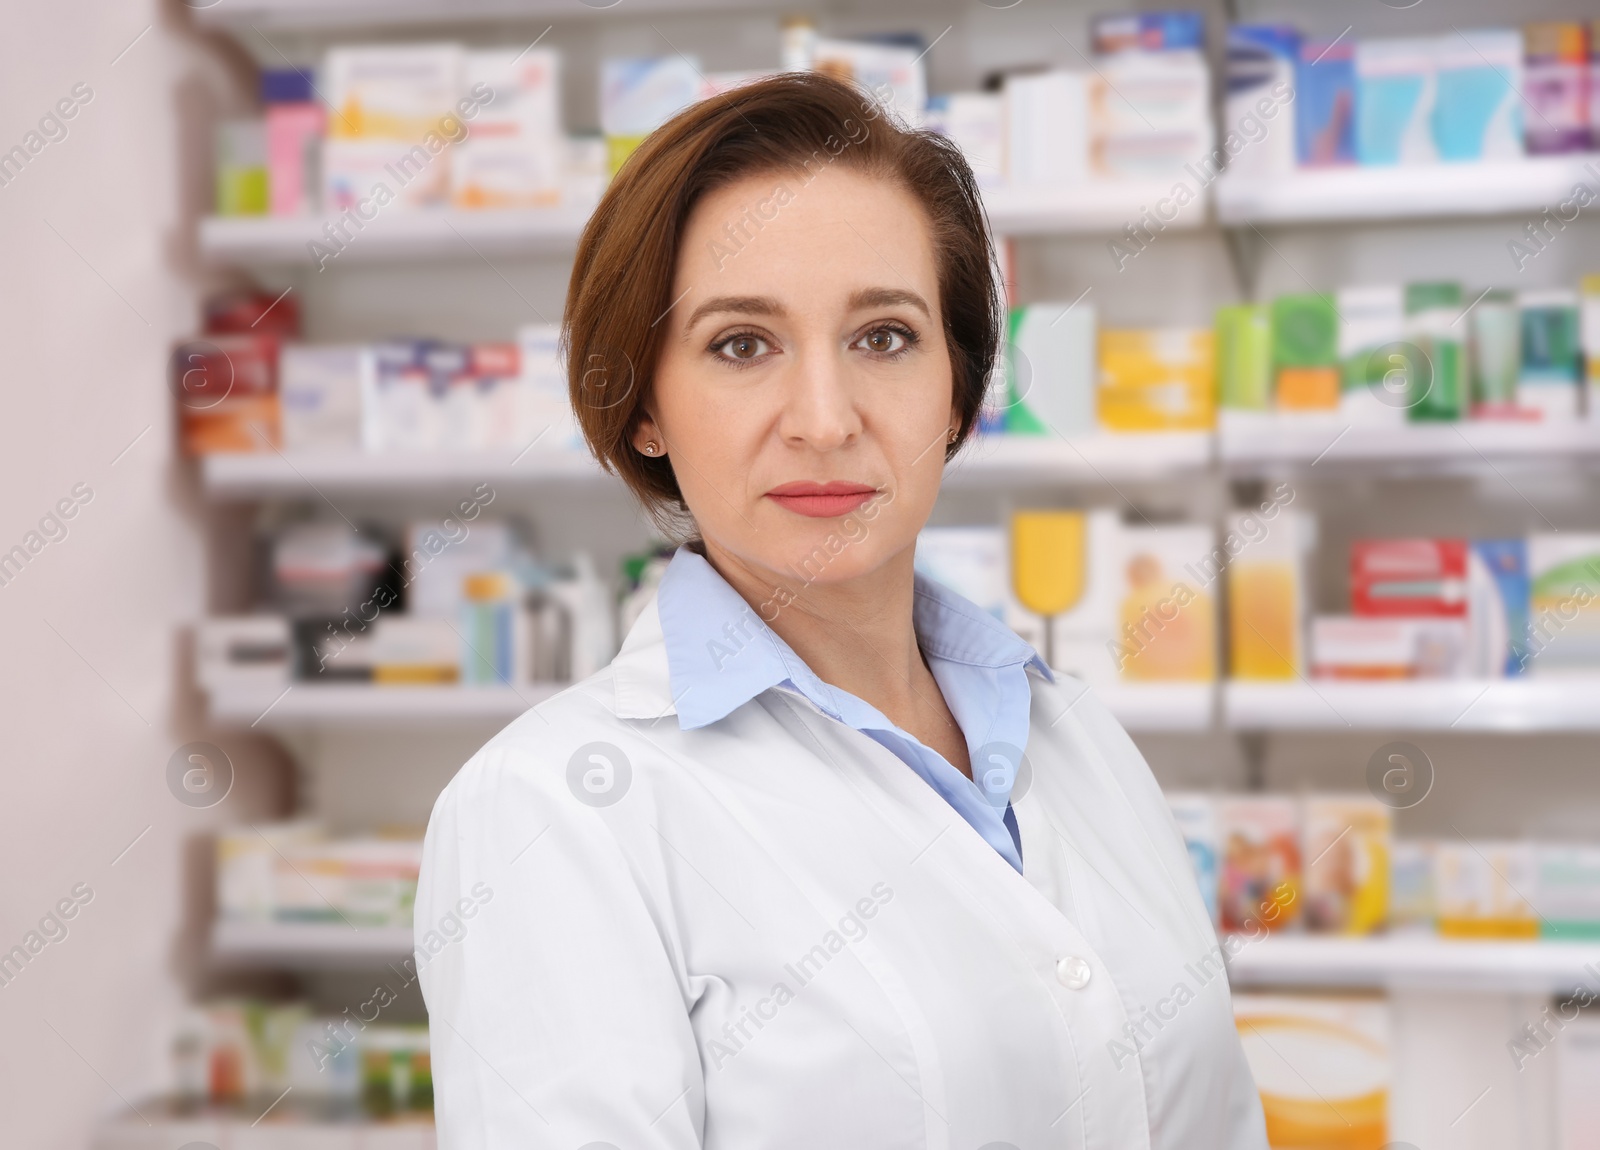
562, 71, 1000, 537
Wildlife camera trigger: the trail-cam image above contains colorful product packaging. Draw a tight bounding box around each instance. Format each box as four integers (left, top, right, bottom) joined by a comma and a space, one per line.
1089, 51, 1212, 180
1168, 793, 1220, 927
323, 43, 464, 208
1112, 525, 1217, 681
1524, 22, 1591, 155
1337, 284, 1408, 425
1303, 796, 1391, 935
1351, 538, 1469, 617
1271, 293, 1341, 410
1097, 328, 1216, 431
1355, 38, 1438, 165
1223, 26, 1300, 180
814, 37, 927, 125
461, 570, 522, 685
1535, 844, 1600, 940
1295, 36, 1356, 166
1388, 840, 1435, 933
600, 56, 702, 174
1215, 304, 1272, 410
925, 92, 1004, 188
1468, 539, 1531, 677
1584, 274, 1600, 418
1004, 70, 1090, 186
215, 119, 267, 216
263, 69, 325, 216
452, 47, 563, 209
1310, 616, 1469, 679
516, 323, 579, 452
1003, 300, 1096, 438
1091, 11, 1206, 55
278, 345, 367, 453
1432, 29, 1523, 161
1403, 282, 1465, 421
1526, 534, 1600, 675
1519, 290, 1583, 422
173, 333, 280, 455
1226, 509, 1311, 680
1434, 840, 1538, 938
1469, 289, 1522, 418
1233, 994, 1390, 1150
1218, 796, 1301, 933
1045, 509, 1124, 687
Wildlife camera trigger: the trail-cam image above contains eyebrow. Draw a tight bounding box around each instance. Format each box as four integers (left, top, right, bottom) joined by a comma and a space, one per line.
683, 287, 932, 330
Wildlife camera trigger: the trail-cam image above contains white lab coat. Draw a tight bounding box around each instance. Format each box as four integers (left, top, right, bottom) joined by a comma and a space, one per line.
416, 593, 1268, 1149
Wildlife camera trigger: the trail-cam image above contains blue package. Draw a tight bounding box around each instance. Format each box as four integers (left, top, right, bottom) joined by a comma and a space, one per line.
1432, 29, 1523, 161
1296, 37, 1356, 165
1356, 38, 1438, 165
1092, 11, 1206, 54
1471, 539, 1530, 677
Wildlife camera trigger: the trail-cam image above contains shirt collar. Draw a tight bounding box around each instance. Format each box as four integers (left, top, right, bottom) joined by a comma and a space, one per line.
650, 543, 1052, 731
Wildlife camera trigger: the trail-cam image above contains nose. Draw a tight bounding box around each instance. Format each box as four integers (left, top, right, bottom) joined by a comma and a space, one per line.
777, 338, 862, 452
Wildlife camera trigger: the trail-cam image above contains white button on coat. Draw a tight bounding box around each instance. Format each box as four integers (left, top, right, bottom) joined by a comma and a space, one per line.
416, 595, 1268, 1150
1057, 955, 1093, 989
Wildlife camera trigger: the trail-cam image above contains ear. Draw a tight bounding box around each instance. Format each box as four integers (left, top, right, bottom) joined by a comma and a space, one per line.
630, 413, 666, 457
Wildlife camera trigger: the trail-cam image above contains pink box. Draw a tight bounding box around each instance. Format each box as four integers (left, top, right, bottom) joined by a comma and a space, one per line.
266, 102, 325, 216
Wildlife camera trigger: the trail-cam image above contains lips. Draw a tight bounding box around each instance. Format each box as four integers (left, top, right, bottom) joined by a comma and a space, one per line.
765, 481, 879, 519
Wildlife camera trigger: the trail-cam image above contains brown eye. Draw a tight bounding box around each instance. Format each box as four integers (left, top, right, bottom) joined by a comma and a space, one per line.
715, 334, 770, 362
856, 326, 908, 355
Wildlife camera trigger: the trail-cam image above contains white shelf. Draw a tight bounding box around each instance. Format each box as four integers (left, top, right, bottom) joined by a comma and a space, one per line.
94, 1111, 433, 1149
193, 0, 771, 32
1226, 935, 1600, 995
206, 683, 560, 728
212, 920, 415, 967
1095, 683, 1213, 732
1225, 679, 1600, 732
1220, 411, 1600, 473
1216, 154, 1600, 226
200, 207, 593, 265
983, 180, 1207, 237
201, 448, 606, 497
200, 178, 1206, 266
200, 433, 1212, 499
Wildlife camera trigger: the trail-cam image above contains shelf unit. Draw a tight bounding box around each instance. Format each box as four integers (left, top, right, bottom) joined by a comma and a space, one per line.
1224, 680, 1600, 733
212, 920, 416, 968
199, 432, 1213, 499
1226, 936, 1600, 996
199, 180, 1205, 265
206, 682, 564, 729
193, 0, 775, 33
1219, 412, 1600, 474
93, 1109, 435, 1150
1215, 155, 1600, 227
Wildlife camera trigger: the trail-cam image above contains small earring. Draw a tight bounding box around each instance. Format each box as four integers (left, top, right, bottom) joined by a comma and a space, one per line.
947, 427, 959, 444
642, 441, 659, 456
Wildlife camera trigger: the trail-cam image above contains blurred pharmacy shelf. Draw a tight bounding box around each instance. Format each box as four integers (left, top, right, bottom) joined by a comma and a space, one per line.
199, 182, 1202, 265
1219, 413, 1600, 475
199, 207, 593, 264
1215, 155, 1600, 226
193, 0, 773, 33
206, 683, 563, 729
982, 181, 1207, 237
200, 432, 1213, 499
201, 448, 606, 497
1225, 936, 1600, 995
94, 1108, 434, 1149
207, 681, 1208, 732
1225, 680, 1600, 732
212, 920, 415, 968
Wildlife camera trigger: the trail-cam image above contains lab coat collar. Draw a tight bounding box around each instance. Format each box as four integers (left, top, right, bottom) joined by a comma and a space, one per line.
611, 544, 1054, 725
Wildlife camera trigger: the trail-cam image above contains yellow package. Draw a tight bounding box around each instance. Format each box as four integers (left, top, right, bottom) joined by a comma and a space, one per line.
1225, 508, 1310, 680
1097, 328, 1216, 431
1112, 525, 1217, 681
1303, 796, 1391, 935
1435, 840, 1539, 939
1234, 993, 1389, 1150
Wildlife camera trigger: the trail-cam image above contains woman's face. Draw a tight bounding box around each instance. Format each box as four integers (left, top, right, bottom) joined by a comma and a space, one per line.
636, 166, 957, 590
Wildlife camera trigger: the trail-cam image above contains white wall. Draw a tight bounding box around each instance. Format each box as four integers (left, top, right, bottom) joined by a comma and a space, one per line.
0, 3, 290, 1144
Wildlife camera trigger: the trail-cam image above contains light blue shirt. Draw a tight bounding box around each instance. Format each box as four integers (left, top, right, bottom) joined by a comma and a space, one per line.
654, 544, 1054, 874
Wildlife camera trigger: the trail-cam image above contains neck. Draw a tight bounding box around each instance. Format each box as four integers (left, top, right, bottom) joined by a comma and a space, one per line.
695, 536, 930, 713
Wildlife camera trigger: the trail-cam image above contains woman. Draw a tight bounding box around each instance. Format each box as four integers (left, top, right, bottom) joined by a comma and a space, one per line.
416, 72, 1267, 1150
